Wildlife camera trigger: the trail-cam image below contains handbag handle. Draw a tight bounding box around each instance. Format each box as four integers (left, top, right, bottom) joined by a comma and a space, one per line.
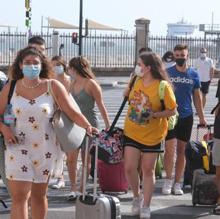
108, 75, 137, 134
8, 80, 17, 105
48, 80, 61, 110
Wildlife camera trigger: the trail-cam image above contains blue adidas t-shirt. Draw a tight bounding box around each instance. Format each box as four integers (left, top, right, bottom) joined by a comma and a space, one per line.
167, 66, 200, 119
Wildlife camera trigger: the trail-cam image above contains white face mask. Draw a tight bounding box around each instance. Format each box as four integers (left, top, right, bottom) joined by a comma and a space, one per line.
166, 58, 172, 62
135, 65, 144, 77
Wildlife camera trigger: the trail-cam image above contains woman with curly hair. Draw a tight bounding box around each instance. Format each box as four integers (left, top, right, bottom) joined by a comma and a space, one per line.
0, 47, 98, 219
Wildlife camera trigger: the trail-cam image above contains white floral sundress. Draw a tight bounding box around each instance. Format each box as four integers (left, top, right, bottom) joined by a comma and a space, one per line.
5, 81, 60, 183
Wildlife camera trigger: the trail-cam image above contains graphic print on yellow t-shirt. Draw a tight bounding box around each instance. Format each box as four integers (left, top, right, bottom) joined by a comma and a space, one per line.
128, 90, 152, 125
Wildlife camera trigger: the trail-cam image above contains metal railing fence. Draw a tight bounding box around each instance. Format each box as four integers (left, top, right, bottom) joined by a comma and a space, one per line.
60, 33, 135, 67
0, 32, 220, 68
0, 32, 135, 68
149, 36, 220, 66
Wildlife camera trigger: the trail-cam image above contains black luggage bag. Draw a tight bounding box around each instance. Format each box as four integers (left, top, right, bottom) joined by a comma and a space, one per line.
192, 169, 218, 206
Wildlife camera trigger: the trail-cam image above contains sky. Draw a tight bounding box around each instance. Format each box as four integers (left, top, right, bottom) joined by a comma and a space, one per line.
1, 0, 220, 36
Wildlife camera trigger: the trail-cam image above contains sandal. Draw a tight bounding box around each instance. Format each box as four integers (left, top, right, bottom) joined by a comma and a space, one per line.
213, 205, 220, 215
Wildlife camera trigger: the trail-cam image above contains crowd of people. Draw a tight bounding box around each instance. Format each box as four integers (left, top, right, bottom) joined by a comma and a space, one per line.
0, 36, 219, 219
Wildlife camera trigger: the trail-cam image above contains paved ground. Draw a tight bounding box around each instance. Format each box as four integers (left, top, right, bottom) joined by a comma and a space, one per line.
0, 77, 219, 219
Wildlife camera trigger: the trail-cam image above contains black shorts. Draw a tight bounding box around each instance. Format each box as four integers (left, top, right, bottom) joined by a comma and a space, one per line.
200, 81, 210, 94
175, 115, 193, 142
165, 129, 176, 141
123, 135, 163, 153
165, 116, 193, 142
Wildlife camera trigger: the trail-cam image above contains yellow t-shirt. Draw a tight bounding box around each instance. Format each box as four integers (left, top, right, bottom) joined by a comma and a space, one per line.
124, 78, 176, 146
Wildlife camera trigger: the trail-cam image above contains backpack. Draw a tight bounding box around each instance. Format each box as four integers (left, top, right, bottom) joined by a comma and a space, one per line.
159, 80, 178, 130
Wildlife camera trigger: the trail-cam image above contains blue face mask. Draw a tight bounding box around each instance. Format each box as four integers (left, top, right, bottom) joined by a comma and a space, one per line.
54, 65, 64, 75
22, 64, 41, 80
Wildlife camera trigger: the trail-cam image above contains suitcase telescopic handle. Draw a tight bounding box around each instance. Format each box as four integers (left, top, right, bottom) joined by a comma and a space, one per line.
82, 136, 89, 201
197, 124, 214, 129
196, 124, 214, 141
93, 134, 99, 201
82, 134, 99, 201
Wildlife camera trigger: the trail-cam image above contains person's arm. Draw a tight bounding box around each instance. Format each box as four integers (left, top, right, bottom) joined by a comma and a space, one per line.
215, 105, 220, 117
50, 79, 98, 135
193, 88, 206, 125
210, 67, 214, 81
89, 80, 110, 129
210, 59, 215, 81
152, 109, 176, 118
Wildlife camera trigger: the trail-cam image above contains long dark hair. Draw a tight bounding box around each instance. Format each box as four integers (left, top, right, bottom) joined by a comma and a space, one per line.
140, 52, 171, 83
68, 56, 95, 79
9, 46, 53, 80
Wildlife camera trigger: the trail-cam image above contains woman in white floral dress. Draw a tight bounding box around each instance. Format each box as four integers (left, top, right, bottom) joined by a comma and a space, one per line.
0, 47, 98, 219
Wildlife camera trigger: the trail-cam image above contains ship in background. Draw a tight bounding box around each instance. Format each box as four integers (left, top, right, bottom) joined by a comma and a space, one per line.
167, 18, 198, 37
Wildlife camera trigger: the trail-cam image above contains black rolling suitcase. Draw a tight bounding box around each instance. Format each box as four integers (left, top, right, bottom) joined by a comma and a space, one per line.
183, 124, 215, 187
75, 136, 121, 219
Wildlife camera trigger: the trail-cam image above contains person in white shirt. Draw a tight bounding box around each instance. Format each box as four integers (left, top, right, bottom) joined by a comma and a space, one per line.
0, 71, 8, 89
194, 48, 214, 108
162, 50, 176, 69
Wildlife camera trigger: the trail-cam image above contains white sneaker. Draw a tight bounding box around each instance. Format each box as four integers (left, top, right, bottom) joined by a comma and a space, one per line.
131, 197, 141, 215
140, 206, 151, 219
173, 183, 184, 195
51, 178, 65, 189
162, 179, 173, 195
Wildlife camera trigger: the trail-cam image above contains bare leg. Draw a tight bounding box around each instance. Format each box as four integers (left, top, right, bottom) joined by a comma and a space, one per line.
31, 182, 48, 219
8, 180, 31, 219
66, 149, 80, 192
202, 93, 206, 109
175, 139, 187, 183
80, 150, 91, 192
141, 153, 158, 207
164, 138, 176, 179
124, 146, 141, 198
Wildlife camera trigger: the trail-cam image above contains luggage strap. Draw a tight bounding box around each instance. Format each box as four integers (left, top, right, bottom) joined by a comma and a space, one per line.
108, 75, 137, 134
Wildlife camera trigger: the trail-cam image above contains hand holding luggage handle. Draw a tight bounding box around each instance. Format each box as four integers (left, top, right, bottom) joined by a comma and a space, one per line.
196, 124, 214, 141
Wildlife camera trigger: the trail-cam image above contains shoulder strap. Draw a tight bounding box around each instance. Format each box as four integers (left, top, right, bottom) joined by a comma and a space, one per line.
159, 80, 166, 110
159, 80, 166, 100
7, 80, 17, 105
129, 75, 137, 90
108, 75, 137, 134
48, 80, 61, 109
